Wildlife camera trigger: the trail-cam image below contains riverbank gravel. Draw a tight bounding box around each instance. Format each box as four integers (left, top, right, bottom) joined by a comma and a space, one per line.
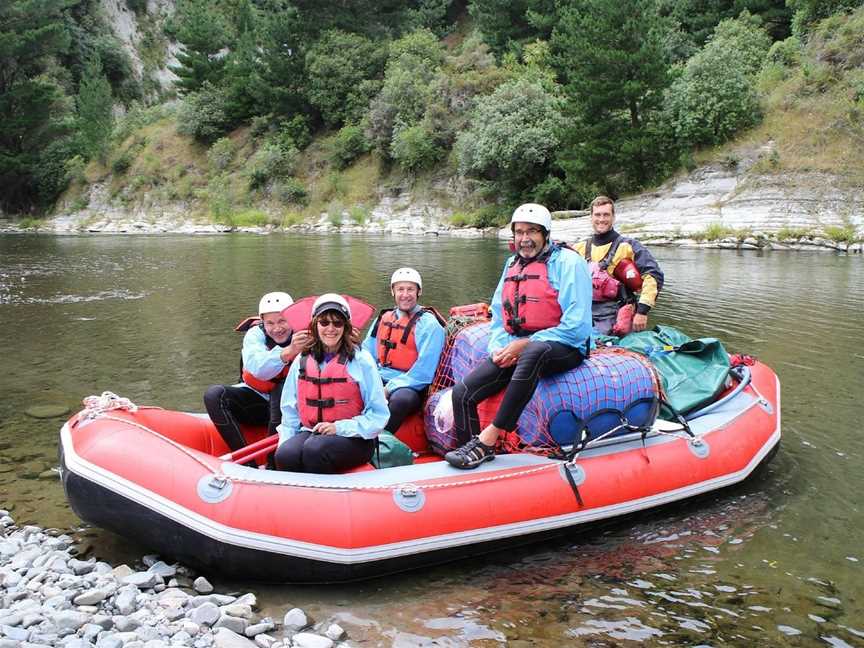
0, 510, 350, 648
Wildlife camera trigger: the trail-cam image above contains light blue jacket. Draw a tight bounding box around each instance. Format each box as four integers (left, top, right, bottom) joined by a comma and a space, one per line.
240, 326, 288, 397
362, 306, 446, 393
488, 245, 593, 354
277, 347, 389, 442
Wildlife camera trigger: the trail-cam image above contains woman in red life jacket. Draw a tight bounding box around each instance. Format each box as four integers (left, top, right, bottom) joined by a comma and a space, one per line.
274, 294, 389, 474
204, 292, 312, 453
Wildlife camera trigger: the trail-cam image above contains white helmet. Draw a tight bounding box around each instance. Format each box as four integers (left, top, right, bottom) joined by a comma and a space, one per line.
312, 293, 351, 320
258, 291, 293, 316
390, 267, 422, 290
511, 203, 552, 234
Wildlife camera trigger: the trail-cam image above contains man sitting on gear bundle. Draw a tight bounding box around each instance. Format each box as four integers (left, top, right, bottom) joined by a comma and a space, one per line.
363, 268, 446, 436
573, 195, 664, 336
445, 204, 593, 469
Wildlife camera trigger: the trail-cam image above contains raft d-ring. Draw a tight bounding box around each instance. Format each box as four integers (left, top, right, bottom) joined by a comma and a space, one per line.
197, 474, 234, 504
393, 483, 425, 513
688, 437, 710, 459
559, 463, 586, 486
757, 397, 773, 414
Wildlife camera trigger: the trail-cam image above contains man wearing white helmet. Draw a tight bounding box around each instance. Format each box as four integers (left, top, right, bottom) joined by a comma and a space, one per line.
363, 268, 446, 436
445, 204, 593, 469
204, 291, 312, 454
276, 293, 389, 473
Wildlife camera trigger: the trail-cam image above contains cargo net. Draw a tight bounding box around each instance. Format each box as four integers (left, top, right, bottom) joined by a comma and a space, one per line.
426, 318, 663, 458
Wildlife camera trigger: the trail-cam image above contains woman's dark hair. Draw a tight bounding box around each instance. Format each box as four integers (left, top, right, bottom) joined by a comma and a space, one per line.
308, 310, 356, 362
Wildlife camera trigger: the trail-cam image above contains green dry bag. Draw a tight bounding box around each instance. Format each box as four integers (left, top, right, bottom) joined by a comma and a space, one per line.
616, 325, 731, 415
371, 431, 415, 469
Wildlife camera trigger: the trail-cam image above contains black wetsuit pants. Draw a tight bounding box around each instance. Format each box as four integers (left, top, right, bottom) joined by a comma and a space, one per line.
452, 340, 584, 445
274, 430, 375, 474
203, 381, 284, 452
384, 386, 426, 433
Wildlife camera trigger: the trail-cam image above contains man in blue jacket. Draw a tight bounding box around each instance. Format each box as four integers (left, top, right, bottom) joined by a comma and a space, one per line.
363, 268, 446, 435
445, 204, 593, 469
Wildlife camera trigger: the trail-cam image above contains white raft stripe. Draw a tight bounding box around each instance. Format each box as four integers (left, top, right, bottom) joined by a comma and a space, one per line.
60, 404, 780, 565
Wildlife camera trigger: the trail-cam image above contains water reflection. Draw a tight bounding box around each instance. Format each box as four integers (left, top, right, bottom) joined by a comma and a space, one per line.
1, 234, 863, 646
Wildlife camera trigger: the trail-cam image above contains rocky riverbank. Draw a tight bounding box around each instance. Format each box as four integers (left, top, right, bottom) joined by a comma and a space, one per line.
0, 511, 349, 648
1, 144, 862, 252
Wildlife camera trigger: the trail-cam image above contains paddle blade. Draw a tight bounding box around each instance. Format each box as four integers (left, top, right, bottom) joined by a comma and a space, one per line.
280, 295, 376, 331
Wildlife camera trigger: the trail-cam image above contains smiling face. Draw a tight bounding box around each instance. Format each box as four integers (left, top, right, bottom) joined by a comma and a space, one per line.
512, 222, 547, 260
590, 202, 615, 235
261, 311, 292, 345
314, 310, 347, 352
391, 281, 420, 312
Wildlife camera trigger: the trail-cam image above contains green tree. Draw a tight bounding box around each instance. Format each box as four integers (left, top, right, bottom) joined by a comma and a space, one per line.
455, 78, 564, 199
667, 14, 771, 146
76, 55, 114, 161
0, 0, 78, 213
551, 0, 675, 195
255, 0, 308, 118
468, 0, 556, 55
305, 30, 387, 128
170, 0, 230, 94
788, 0, 864, 33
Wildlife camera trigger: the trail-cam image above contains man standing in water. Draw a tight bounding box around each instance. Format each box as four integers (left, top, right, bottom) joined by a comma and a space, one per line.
573, 196, 664, 335
363, 268, 446, 435
445, 204, 593, 469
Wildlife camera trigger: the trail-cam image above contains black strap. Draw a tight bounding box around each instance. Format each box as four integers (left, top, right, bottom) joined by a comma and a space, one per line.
562, 462, 584, 507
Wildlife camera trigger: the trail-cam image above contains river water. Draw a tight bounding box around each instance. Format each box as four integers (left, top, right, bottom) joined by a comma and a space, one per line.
1, 233, 862, 646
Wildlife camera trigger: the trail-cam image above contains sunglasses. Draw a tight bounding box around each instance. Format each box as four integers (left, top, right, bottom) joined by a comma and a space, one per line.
317, 318, 345, 328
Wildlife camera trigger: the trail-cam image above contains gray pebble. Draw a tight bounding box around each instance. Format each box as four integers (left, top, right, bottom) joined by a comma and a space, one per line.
212, 627, 256, 648
112, 616, 140, 632
147, 562, 176, 579
254, 635, 276, 648
324, 624, 345, 641
291, 632, 334, 648
69, 559, 95, 576
121, 572, 161, 590
214, 614, 248, 634
282, 608, 307, 631
193, 577, 213, 594
52, 610, 91, 633
188, 602, 220, 627
74, 589, 111, 606
114, 586, 140, 616
220, 604, 253, 620
244, 621, 274, 638
0, 625, 30, 642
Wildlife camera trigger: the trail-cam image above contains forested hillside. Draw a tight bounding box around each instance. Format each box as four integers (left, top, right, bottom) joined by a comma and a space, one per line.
2, 0, 863, 226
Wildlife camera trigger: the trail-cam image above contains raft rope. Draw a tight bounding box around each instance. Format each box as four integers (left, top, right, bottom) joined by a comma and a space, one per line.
76, 395, 702, 493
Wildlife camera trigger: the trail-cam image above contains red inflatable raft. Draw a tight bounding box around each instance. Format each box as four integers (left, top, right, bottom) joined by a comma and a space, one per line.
59, 362, 779, 584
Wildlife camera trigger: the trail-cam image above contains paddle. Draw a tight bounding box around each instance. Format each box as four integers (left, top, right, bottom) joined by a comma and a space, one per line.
279, 295, 376, 331
220, 434, 280, 464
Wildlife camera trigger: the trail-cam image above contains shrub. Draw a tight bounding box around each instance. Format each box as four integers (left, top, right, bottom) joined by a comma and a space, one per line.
272, 178, 308, 205
667, 20, 772, 148
111, 149, 136, 174
207, 137, 235, 172
700, 223, 737, 241
349, 204, 371, 224
823, 224, 859, 243
176, 83, 232, 143
305, 30, 387, 128
331, 125, 370, 169
390, 123, 442, 172
207, 173, 235, 220
246, 141, 297, 189
455, 78, 564, 191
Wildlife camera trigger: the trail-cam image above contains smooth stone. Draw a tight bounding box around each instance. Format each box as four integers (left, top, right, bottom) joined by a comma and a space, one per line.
212, 628, 256, 648
291, 633, 333, 648
147, 562, 176, 578
233, 594, 256, 609
74, 589, 111, 605
121, 572, 160, 589
181, 621, 200, 636
52, 611, 90, 633
112, 616, 140, 632
220, 604, 252, 620
96, 638, 123, 648
188, 603, 220, 627
115, 586, 140, 615
282, 608, 307, 631
244, 622, 273, 638
111, 566, 134, 580
24, 405, 70, 419
0, 625, 29, 641
324, 624, 345, 641
69, 560, 95, 576
253, 635, 276, 648
213, 615, 248, 634
192, 577, 213, 594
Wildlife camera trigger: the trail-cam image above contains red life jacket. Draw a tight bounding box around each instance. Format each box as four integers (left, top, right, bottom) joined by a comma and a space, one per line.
501, 249, 563, 336
371, 306, 446, 372
234, 317, 290, 394
297, 352, 364, 428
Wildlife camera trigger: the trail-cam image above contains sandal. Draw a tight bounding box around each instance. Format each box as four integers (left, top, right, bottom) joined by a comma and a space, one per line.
445, 437, 496, 469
